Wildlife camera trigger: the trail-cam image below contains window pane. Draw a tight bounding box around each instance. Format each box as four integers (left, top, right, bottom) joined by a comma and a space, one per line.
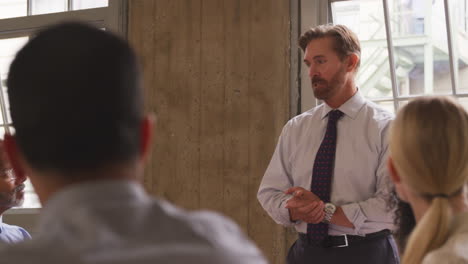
72, 0, 108, 10
457, 66, 468, 94
31, 0, 67, 15
0, 38, 39, 208
20, 180, 41, 208
0, 37, 29, 124
375, 101, 395, 114
332, 1, 393, 99
0, 0, 27, 19
389, 0, 452, 96
398, 100, 409, 108
458, 97, 468, 111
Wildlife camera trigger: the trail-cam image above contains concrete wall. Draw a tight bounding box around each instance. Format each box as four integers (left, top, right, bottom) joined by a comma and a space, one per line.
128, 0, 293, 262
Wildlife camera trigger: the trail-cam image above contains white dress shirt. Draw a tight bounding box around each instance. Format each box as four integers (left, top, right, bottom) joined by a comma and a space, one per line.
0, 180, 267, 264
258, 91, 395, 236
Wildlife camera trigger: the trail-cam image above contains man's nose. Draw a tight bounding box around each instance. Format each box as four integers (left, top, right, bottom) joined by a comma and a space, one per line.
309, 67, 319, 78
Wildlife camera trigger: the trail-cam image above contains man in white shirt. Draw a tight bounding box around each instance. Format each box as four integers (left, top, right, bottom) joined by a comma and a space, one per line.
0, 21, 267, 264
0, 141, 31, 243
257, 24, 399, 263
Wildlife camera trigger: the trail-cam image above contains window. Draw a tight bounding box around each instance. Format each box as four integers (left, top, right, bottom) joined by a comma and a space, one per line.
0, 0, 127, 212
0, 35, 39, 209
299, 0, 467, 113
457, 0, 468, 33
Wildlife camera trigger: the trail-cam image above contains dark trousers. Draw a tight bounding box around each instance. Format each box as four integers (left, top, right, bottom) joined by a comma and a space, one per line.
286, 232, 400, 264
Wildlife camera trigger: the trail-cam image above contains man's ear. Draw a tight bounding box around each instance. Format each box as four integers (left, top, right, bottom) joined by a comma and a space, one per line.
346, 53, 359, 73
140, 114, 155, 162
388, 157, 409, 202
3, 134, 27, 181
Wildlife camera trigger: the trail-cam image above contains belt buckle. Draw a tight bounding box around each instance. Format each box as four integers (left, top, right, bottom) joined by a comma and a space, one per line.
335, 234, 349, 248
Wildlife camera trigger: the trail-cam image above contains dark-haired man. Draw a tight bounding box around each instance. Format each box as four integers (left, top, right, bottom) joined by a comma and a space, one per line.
0, 140, 30, 243
0, 21, 266, 264
258, 24, 399, 263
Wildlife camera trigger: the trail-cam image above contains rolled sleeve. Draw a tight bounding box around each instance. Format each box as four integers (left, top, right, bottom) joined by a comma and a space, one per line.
341, 203, 367, 234
278, 198, 298, 227
257, 122, 297, 227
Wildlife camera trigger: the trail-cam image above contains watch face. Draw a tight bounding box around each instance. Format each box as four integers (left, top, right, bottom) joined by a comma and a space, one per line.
325, 203, 336, 213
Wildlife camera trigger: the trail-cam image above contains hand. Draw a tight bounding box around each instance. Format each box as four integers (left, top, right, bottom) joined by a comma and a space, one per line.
285, 187, 325, 224
292, 200, 325, 224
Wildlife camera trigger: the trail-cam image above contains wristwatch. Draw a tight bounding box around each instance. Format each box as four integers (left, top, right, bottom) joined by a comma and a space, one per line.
322, 203, 336, 224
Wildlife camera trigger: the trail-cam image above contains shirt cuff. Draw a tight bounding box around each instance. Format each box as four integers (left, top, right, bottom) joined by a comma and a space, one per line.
341, 203, 367, 235
278, 199, 301, 227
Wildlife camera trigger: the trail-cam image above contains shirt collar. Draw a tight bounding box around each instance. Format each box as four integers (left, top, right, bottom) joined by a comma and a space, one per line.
38, 179, 150, 231
320, 90, 366, 120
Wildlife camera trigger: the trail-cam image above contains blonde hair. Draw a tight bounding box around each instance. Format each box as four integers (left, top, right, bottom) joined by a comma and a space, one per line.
390, 96, 468, 264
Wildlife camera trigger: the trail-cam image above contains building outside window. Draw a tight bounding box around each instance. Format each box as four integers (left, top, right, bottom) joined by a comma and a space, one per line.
300, 0, 468, 114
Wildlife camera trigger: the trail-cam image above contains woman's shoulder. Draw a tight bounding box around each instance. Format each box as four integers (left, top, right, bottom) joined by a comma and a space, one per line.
423, 229, 468, 264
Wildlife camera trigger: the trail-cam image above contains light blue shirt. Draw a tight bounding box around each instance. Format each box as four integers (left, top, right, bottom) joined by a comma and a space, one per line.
0, 180, 267, 264
0, 217, 31, 243
258, 91, 395, 236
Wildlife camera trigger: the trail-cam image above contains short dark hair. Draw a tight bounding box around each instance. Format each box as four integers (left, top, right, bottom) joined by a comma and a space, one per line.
299, 24, 361, 69
7, 21, 143, 173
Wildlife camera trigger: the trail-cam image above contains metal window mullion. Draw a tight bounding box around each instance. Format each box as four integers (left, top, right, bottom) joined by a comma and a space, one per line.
382, 0, 399, 112
325, 0, 333, 23
106, 0, 127, 34
27, 0, 32, 16
68, 0, 74, 11
444, 0, 458, 96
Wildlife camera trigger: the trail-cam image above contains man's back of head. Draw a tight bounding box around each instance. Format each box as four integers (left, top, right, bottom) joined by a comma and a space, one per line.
7, 22, 143, 175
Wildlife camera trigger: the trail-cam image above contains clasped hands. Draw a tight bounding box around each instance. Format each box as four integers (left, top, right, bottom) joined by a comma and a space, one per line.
285, 187, 325, 224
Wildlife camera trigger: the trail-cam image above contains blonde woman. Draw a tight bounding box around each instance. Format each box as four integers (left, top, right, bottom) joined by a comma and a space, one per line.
388, 96, 468, 264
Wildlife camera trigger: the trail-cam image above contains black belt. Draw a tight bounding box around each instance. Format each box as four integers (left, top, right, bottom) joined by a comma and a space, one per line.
298, 229, 391, 248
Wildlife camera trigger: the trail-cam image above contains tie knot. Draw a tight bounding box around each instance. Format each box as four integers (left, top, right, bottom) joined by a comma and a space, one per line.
328, 110, 343, 123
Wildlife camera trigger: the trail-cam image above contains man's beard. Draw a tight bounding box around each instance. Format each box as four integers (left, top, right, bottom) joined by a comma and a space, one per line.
312, 66, 347, 101
0, 184, 25, 208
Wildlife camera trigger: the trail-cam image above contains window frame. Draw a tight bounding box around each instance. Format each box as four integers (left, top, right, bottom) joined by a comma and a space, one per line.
0, 0, 127, 36
0, 0, 128, 216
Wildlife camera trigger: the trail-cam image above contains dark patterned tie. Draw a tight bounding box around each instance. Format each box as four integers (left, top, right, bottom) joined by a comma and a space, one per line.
307, 109, 343, 242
